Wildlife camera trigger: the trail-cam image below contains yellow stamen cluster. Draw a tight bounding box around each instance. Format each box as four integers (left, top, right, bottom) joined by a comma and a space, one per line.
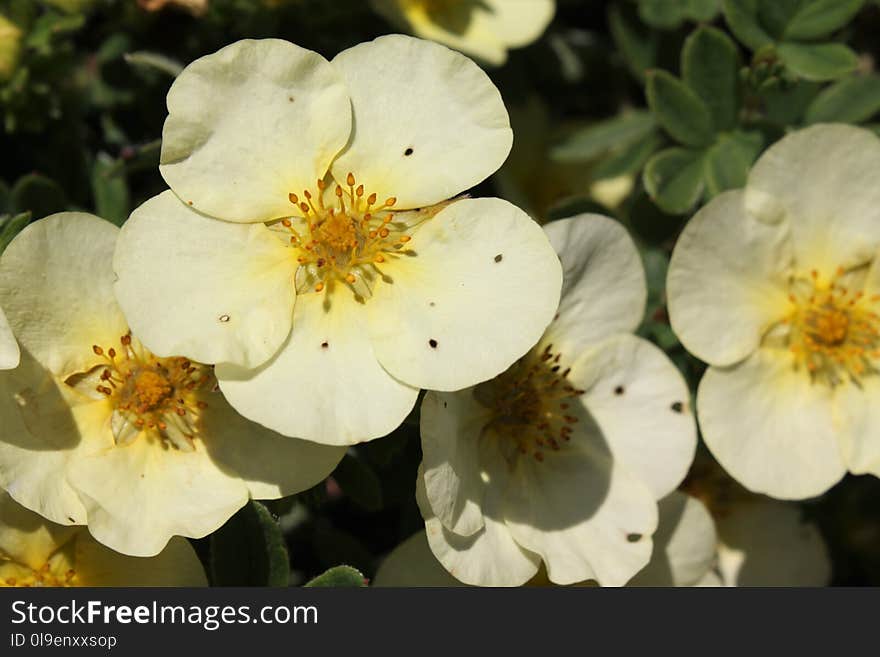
277, 173, 416, 297
475, 343, 586, 464
90, 334, 213, 451
1, 548, 78, 587
786, 268, 880, 386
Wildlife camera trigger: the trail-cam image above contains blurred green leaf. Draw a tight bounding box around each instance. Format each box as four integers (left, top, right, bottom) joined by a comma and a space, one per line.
805, 75, 880, 124
592, 132, 663, 180
723, 0, 774, 50
24, 11, 85, 52
91, 152, 130, 226
124, 51, 184, 78
761, 79, 820, 124
0, 180, 8, 213
0, 211, 31, 253
10, 173, 66, 217
333, 453, 382, 512
550, 111, 655, 162
646, 70, 715, 147
643, 147, 706, 214
682, 26, 741, 132
547, 196, 611, 220
304, 565, 367, 588
777, 42, 859, 81
783, 0, 864, 41
210, 501, 289, 587
704, 130, 764, 196
609, 3, 657, 82
636, 0, 721, 29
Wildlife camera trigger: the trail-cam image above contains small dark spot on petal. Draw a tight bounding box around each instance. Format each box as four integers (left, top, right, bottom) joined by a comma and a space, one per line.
443, 401, 447, 408
614, 385, 625, 395
626, 533, 641, 543
429, 339, 438, 349
68, 517, 76, 523
288, 96, 295, 102
187, 200, 193, 206
494, 254, 503, 263
219, 314, 230, 323
321, 341, 329, 349
671, 401, 684, 413
404, 147, 414, 156
429, 301, 435, 307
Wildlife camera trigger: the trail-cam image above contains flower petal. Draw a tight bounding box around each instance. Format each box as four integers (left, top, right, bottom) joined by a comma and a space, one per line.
542, 214, 646, 353
0, 213, 127, 378
697, 348, 845, 500
745, 124, 880, 277
0, 492, 76, 570
834, 378, 880, 477
0, 306, 19, 370
417, 465, 540, 587
76, 534, 207, 586
217, 291, 419, 445
367, 197, 561, 391
68, 434, 249, 557
160, 39, 351, 223
419, 389, 491, 536
572, 334, 697, 499
628, 492, 717, 587
374, 530, 463, 587
502, 402, 658, 586
668, 190, 792, 367
201, 389, 345, 499
114, 191, 296, 369
716, 499, 831, 586
330, 35, 512, 209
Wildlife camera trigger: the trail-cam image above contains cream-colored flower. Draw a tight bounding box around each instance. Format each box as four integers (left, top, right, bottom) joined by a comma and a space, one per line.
0, 493, 206, 587
371, 0, 554, 66
376, 492, 715, 587
668, 124, 880, 500
113, 36, 562, 446
0, 213, 344, 557
415, 214, 697, 586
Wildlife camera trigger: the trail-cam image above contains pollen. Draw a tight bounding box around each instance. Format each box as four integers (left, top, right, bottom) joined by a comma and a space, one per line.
786, 267, 880, 386
474, 343, 586, 464
272, 172, 427, 297
1, 545, 79, 587
85, 333, 214, 451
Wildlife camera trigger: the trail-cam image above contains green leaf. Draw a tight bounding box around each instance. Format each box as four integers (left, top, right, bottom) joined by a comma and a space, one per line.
637, 0, 721, 29
210, 501, 289, 587
761, 79, 820, 124
682, 27, 741, 131
704, 130, 764, 196
593, 132, 663, 180
804, 75, 880, 124
550, 111, 656, 162
24, 11, 85, 51
778, 42, 859, 81
124, 51, 184, 78
783, 0, 864, 41
10, 174, 66, 217
547, 196, 611, 220
609, 4, 657, 82
758, 0, 806, 38
0, 180, 9, 214
646, 70, 715, 147
304, 565, 367, 588
0, 211, 31, 254
723, 0, 774, 50
332, 453, 382, 512
91, 153, 130, 226
643, 147, 706, 214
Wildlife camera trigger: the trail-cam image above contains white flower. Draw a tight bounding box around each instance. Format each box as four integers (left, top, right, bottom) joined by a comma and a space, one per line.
375, 492, 715, 587
371, 0, 555, 66
113, 35, 562, 446
668, 124, 880, 499
0, 493, 206, 587
0, 213, 344, 557
415, 213, 697, 586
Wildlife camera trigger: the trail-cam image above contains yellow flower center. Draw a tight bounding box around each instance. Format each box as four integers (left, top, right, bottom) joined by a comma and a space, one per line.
1, 544, 78, 588
88, 334, 214, 451
275, 173, 424, 299
474, 343, 586, 464
786, 268, 880, 386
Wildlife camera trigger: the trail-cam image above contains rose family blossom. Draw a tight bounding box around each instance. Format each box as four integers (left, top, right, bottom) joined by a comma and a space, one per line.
0, 493, 206, 587
370, 0, 555, 66
375, 492, 715, 587
415, 214, 697, 586
0, 213, 344, 557
113, 35, 562, 446
668, 124, 880, 500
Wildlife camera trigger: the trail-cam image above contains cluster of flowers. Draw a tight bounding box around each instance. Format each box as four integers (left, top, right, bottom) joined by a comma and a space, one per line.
2, 27, 873, 587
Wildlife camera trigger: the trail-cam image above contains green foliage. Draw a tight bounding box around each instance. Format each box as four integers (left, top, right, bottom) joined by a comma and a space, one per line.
804, 75, 880, 123
332, 453, 383, 512
304, 565, 368, 588
210, 501, 290, 587
635, 0, 721, 30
